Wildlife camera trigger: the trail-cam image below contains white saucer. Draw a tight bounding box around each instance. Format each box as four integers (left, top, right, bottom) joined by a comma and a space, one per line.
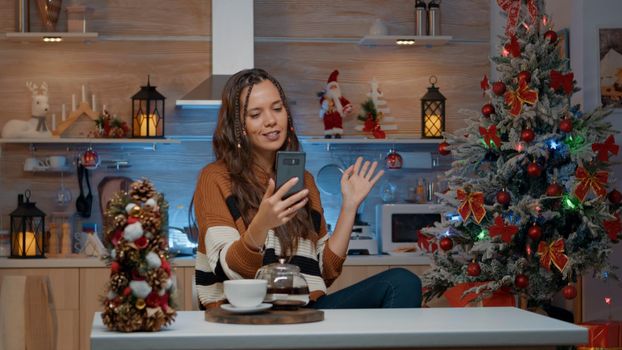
220, 303, 272, 314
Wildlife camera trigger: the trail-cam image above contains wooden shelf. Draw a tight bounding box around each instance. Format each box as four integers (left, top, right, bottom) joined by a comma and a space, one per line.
5, 32, 98, 43
299, 136, 442, 145
0, 138, 180, 144
358, 35, 452, 47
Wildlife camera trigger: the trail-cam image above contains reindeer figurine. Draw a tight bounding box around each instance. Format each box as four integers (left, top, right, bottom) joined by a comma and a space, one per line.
1, 82, 53, 138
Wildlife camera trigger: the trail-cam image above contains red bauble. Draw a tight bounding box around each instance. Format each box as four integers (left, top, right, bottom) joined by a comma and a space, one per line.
515, 274, 529, 289
608, 189, 622, 204
467, 262, 481, 277
518, 71, 532, 83
562, 284, 577, 300
544, 30, 558, 43
482, 103, 495, 117
527, 162, 542, 177
496, 190, 511, 205
385, 149, 403, 169
528, 224, 542, 240
439, 237, 454, 251
546, 183, 564, 197
438, 141, 451, 156
520, 129, 535, 143
81, 147, 100, 169
559, 118, 573, 133
111, 261, 120, 274
492, 82, 507, 96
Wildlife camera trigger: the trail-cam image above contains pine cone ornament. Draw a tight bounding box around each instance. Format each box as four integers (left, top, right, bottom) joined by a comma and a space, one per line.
130, 180, 156, 202
109, 274, 129, 292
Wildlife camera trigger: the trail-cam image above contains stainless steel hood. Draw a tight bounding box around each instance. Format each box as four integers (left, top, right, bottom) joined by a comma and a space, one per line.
176, 0, 254, 109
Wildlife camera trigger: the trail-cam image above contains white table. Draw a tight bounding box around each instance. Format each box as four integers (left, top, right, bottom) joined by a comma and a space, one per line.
91, 307, 587, 350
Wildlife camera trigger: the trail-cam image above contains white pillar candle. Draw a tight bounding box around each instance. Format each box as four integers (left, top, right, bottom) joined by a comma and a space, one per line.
52, 113, 56, 131
81, 85, 86, 102
72, 94, 76, 111
92, 94, 96, 112
61, 104, 66, 121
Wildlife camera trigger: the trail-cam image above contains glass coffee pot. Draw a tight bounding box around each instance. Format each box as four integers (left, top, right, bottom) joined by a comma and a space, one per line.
255, 258, 310, 307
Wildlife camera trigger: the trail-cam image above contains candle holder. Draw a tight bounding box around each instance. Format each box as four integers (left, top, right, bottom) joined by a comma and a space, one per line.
131, 76, 166, 138
421, 75, 446, 139
10, 190, 46, 258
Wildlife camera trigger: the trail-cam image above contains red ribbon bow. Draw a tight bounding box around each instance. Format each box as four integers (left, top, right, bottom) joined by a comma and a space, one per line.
603, 213, 622, 241
481, 75, 490, 95
363, 116, 386, 139
457, 189, 486, 224
488, 216, 518, 243
497, 0, 539, 36
550, 70, 574, 95
537, 238, 569, 272
479, 124, 501, 149
504, 78, 539, 116
574, 167, 609, 202
417, 230, 438, 253
592, 135, 619, 162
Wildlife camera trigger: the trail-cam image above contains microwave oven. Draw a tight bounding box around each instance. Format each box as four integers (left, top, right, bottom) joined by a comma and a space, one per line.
376, 203, 450, 255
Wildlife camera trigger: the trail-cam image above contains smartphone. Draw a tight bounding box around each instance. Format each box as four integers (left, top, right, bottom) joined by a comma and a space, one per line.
275, 151, 306, 198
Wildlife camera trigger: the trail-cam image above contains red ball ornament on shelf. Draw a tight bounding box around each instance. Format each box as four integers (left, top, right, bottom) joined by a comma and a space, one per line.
527, 162, 542, 177
608, 189, 622, 204
439, 237, 454, 251
562, 284, 577, 300
496, 190, 511, 205
559, 118, 573, 133
544, 30, 558, 43
515, 274, 529, 289
81, 147, 100, 169
482, 103, 495, 117
520, 129, 535, 143
492, 82, 507, 96
467, 262, 481, 277
438, 141, 451, 156
528, 224, 542, 240
546, 183, 564, 197
385, 148, 403, 170
518, 71, 532, 83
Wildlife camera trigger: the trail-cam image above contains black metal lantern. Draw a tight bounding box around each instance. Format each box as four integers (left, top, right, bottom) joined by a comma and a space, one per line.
10, 190, 46, 258
131, 75, 165, 138
421, 75, 446, 139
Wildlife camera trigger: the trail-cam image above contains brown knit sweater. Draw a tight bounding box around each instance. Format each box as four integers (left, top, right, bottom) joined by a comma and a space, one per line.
193, 160, 345, 308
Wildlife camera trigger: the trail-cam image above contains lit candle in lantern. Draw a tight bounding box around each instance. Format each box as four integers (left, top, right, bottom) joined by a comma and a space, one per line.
139, 114, 158, 137
17, 231, 37, 256
425, 114, 442, 137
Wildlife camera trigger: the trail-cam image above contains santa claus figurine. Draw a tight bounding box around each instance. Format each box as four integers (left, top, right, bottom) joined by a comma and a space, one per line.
319, 70, 352, 138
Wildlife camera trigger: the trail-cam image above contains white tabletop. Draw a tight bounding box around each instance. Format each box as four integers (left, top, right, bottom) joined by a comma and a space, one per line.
91, 307, 587, 350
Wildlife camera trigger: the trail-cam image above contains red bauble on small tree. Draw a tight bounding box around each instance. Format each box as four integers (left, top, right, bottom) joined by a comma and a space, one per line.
562, 284, 577, 300
467, 262, 481, 277
482, 103, 495, 117
527, 162, 542, 177
608, 189, 622, 204
518, 71, 531, 83
544, 30, 558, 43
546, 182, 564, 197
496, 190, 511, 205
515, 274, 529, 289
520, 129, 535, 143
528, 224, 542, 240
492, 82, 507, 96
439, 237, 453, 251
559, 118, 573, 133
438, 141, 451, 156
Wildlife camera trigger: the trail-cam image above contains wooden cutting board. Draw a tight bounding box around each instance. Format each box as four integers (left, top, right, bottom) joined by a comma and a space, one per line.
205, 308, 324, 325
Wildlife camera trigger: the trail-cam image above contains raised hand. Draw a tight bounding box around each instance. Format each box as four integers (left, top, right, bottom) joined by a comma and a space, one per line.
340, 157, 384, 210
253, 177, 309, 231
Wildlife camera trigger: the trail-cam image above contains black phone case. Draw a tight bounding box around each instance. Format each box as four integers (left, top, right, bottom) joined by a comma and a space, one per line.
275, 151, 306, 198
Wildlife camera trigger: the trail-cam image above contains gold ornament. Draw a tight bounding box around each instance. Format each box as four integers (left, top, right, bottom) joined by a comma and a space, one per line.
135, 298, 146, 310
130, 205, 142, 218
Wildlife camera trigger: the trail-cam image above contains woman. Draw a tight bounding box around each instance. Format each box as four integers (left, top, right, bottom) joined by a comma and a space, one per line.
193, 68, 422, 309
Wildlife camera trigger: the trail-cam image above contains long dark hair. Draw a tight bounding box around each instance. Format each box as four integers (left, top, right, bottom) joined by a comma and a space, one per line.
212, 68, 316, 256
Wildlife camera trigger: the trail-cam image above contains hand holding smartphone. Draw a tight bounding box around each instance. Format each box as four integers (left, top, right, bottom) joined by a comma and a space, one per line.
275, 151, 306, 198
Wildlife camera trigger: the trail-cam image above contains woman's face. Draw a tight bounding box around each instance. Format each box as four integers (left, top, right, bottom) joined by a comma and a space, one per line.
241, 80, 288, 156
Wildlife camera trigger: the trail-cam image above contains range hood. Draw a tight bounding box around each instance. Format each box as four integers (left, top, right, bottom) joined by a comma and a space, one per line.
176, 0, 254, 109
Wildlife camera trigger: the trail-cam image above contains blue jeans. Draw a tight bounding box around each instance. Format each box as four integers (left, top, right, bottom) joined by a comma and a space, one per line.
310, 268, 422, 309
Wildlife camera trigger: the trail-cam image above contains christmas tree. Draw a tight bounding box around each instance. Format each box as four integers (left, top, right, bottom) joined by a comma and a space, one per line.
355, 78, 397, 138
422, 0, 621, 308
101, 179, 177, 332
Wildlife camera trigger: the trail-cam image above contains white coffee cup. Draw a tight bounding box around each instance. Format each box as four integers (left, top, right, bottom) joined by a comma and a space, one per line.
223, 279, 267, 308
48, 156, 66, 168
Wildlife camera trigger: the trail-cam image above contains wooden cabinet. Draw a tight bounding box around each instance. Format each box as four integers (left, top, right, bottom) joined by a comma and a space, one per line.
0, 268, 80, 350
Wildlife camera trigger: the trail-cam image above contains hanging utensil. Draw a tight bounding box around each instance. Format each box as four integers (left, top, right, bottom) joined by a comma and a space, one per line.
75, 161, 88, 216
83, 166, 93, 218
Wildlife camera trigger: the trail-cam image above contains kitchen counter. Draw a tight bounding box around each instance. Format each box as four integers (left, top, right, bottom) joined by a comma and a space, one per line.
90, 307, 587, 350
0, 254, 431, 269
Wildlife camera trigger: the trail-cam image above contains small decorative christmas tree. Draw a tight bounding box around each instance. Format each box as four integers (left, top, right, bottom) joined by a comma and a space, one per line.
423, 0, 621, 308
356, 78, 397, 138
101, 179, 177, 332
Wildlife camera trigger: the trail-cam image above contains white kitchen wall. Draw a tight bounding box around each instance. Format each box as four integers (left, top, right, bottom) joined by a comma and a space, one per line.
490, 0, 622, 321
